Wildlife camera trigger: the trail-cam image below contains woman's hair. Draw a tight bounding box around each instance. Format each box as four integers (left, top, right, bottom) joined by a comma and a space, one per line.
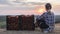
45, 3, 52, 10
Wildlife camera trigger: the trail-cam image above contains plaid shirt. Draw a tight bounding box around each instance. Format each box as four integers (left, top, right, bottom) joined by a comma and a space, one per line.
37, 12, 55, 31
36, 11, 55, 31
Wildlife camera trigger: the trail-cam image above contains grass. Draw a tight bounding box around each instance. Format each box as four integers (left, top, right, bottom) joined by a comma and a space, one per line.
0, 21, 6, 28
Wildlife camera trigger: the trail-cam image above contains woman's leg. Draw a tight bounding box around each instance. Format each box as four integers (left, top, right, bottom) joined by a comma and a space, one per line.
43, 28, 49, 33
48, 26, 55, 32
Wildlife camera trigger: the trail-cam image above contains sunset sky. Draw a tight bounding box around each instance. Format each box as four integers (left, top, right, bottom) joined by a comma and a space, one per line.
0, 0, 60, 15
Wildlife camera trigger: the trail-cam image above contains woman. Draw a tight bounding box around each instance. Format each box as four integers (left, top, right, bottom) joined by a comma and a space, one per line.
37, 3, 55, 33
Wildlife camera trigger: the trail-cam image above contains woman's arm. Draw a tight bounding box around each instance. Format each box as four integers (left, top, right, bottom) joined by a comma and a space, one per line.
36, 13, 46, 20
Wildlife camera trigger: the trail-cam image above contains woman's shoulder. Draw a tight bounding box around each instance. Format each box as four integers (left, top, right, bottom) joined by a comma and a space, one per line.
43, 12, 47, 15
51, 12, 54, 15
43, 11, 54, 15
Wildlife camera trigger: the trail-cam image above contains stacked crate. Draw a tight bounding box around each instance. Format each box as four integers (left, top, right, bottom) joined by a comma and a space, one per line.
19, 15, 35, 30
6, 16, 19, 30
6, 15, 35, 30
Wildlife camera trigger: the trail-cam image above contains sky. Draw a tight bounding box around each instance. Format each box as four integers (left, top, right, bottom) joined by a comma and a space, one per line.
0, 0, 60, 15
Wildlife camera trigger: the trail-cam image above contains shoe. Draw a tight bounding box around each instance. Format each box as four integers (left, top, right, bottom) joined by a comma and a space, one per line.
48, 30, 54, 33
43, 31, 48, 33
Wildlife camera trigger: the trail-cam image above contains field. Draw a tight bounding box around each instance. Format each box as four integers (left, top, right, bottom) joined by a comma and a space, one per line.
0, 15, 60, 34
0, 23, 60, 34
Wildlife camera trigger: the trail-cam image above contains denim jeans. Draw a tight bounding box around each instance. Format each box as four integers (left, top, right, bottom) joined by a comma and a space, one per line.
43, 25, 55, 32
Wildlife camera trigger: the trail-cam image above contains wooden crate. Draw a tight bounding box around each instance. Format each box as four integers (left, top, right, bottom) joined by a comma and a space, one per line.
19, 15, 35, 30
6, 16, 19, 30
6, 15, 35, 31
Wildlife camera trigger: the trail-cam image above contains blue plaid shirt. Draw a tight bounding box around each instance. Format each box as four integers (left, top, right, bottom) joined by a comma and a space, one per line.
37, 11, 55, 26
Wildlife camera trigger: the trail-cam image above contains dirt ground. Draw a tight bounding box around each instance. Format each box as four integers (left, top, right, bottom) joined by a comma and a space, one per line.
0, 23, 60, 34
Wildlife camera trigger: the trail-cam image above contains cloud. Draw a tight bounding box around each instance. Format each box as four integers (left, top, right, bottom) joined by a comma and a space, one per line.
0, 0, 8, 4
45, 0, 60, 4
0, 0, 46, 8
0, 0, 59, 15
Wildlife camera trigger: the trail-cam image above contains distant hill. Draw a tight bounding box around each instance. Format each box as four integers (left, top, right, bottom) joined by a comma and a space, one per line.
0, 16, 6, 28
55, 15, 60, 23
0, 15, 60, 23
0, 16, 6, 22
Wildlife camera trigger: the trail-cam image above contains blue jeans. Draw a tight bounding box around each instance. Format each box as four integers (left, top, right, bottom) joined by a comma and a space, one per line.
43, 26, 55, 32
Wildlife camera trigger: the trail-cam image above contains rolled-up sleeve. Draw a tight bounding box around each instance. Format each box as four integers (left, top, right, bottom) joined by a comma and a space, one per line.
36, 13, 46, 20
